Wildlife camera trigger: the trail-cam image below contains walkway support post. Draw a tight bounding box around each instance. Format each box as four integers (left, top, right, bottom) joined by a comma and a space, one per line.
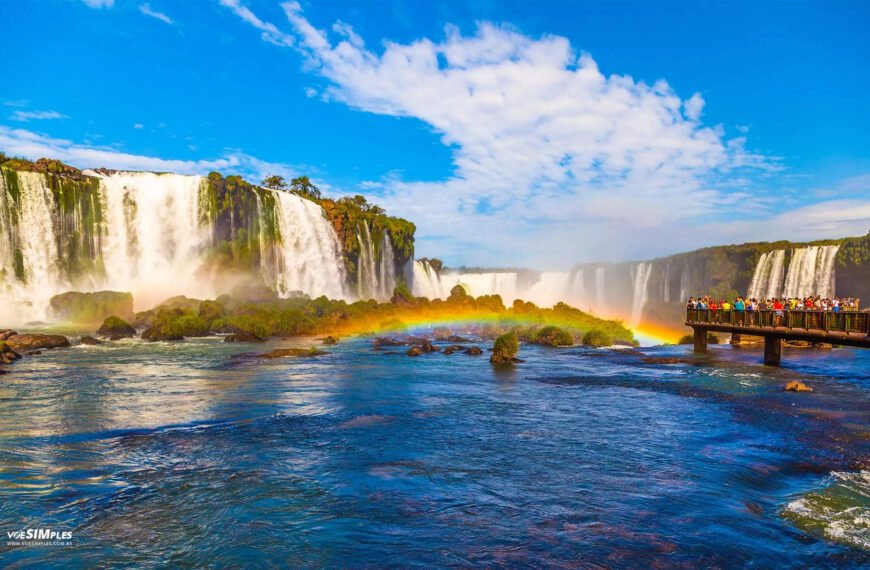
693, 328, 707, 354
764, 336, 782, 366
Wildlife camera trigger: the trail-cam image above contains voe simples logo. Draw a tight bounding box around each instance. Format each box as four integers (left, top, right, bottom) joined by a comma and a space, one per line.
7, 528, 73, 545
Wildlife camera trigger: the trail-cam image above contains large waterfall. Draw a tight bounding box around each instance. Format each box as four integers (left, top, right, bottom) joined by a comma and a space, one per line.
0, 169, 371, 323
747, 245, 840, 299
355, 222, 397, 301
629, 262, 652, 326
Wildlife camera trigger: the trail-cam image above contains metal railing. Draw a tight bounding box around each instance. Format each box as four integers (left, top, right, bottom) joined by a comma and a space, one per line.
686, 309, 870, 335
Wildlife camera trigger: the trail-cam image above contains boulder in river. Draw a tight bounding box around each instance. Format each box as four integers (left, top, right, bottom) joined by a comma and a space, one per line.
224, 332, 265, 343
5, 334, 70, 352
321, 336, 339, 345
0, 330, 18, 341
443, 345, 465, 355
49, 291, 134, 323
258, 348, 325, 358
141, 327, 184, 342
464, 346, 483, 356
97, 316, 137, 338
407, 346, 424, 357
0, 341, 22, 364
784, 381, 813, 392
80, 336, 103, 346
490, 331, 521, 365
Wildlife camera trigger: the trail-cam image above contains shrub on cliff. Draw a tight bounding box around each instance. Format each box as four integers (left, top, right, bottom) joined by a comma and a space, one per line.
449, 284, 469, 301
582, 329, 612, 348
390, 284, 415, 306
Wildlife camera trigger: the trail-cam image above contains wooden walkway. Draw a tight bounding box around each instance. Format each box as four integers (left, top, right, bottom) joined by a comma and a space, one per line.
685, 309, 870, 365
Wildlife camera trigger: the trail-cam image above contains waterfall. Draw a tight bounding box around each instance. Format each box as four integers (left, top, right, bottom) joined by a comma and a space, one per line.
781, 245, 840, 298
629, 262, 652, 327
747, 250, 786, 300
448, 271, 519, 303
270, 190, 348, 300
0, 169, 360, 323
525, 272, 573, 307
679, 266, 689, 302
378, 233, 397, 300
662, 262, 671, 303
570, 268, 589, 310
411, 259, 443, 299
595, 267, 606, 310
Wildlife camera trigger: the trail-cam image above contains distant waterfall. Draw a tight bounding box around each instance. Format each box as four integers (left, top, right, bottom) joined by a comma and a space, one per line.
781, 245, 840, 298
629, 262, 652, 327
747, 250, 786, 300
379, 233, 397, 300
450, 271, 519, 302
595, 267, 606, 309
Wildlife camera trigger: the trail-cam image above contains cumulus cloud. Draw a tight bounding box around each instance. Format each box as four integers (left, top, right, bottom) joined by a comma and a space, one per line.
10, 110, 68, 122
139, 3, 173, 25
0, 125, 298, 184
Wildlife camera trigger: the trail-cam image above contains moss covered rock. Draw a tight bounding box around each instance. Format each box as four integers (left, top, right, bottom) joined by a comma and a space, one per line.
50, 291, 134, 324
490, 331, 520, 364
581, 329, 612, 348
97, 316, 136, 338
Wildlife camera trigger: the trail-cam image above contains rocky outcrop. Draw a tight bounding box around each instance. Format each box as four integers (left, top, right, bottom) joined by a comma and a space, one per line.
321, 336, 339, 345
80, 336, 103, 345
490, 331, 521, 364
5, 334, 70, 352
97, 316, 137, 338
407, 340, 440, 356
464, 346, 483, 355
443, 345, 465, 355
50, 291, 135, 323
784, 381, 813, 392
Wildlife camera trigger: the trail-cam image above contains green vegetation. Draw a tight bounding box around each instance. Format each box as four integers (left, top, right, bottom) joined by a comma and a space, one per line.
581, 329, 612, 348
96, 316, 137, 338
491, 330, 520, 364
529, 325, 574, 347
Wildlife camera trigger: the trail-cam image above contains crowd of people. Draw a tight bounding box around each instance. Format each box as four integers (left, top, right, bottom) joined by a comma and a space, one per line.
687, 295, 861, 314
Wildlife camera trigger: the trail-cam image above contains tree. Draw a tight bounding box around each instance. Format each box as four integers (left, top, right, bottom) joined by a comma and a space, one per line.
290, 176, 322, 200
262, 175, 288, 190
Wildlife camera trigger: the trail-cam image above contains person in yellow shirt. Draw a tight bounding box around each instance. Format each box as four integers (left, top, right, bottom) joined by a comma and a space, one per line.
722, 300, 732, 311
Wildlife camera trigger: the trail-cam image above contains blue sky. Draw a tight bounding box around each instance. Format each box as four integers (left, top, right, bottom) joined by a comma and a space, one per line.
1, 0, 869, 268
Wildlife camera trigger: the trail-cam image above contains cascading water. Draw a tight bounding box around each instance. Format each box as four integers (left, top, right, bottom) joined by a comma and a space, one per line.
270, 190, 348, 300
525, 272, 573, 307
781, 245, 840, 299
629, 262, 652, 327
595, 267, 606, 310
747, 250, 786, 300
411, 259, 444, 299
378, 234, 397, 300
448, 271, 519, 304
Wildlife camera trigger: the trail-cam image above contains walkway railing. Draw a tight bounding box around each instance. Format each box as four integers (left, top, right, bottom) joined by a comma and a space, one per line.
686, 309, 870, 335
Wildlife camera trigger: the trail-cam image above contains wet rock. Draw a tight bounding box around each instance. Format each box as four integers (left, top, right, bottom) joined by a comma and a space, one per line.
25, 350, 42, 356
97, 316, 136, 338
642, 357, 692, 365
0, 330, 18, 342
321, 336, 339, 345
80, 336, 103, 346
141, 327, 183, 342
784, 381, 813, 392
407, 346, 424, 357
0, 341, 22, 364
490, 331, 521, 365
373, 337, 406, 348
447, 335, 471, 343
224, 332, 265, 343
5, 334, 70, 352
258, 348, 325, 358
109, 335, 127, 341
464, 346, 483, 356
443, 345, 465, 355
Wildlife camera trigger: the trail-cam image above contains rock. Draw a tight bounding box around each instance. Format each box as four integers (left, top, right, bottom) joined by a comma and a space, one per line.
25, 350, 42, 356
80, 336, 103, 346
224, 332, 265, 343
5, 334, 70, 352
447, 335, 471, 343
0, 330, 18, 341
0, 340, 22, 364
464, 346, 483, 356
443, 345, 465, 355
109, 335, 126, 341
407, 346, 424, 357
814, 343, 834, 349
0, 369, 8, 375
321, 336, 339, 345
97, 316, 137, 338
141, 327, 183, 342
373, 337, 406, 348
49, 291, 134, 323
258, 348, 325, 358
642, 357, 691, 365
784, 381, 813, 392
490, 331, 521, 365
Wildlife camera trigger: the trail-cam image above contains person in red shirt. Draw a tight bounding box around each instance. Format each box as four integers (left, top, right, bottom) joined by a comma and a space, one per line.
773, 299, 784, 326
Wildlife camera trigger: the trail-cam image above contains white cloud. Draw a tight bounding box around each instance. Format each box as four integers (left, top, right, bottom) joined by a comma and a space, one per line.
133, 123, 144, 129
11, 110, 68, 122
0, 125, 298, 184
139, 3, 173, 25
82, 0, 114, 8
219, 0, 295, 47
